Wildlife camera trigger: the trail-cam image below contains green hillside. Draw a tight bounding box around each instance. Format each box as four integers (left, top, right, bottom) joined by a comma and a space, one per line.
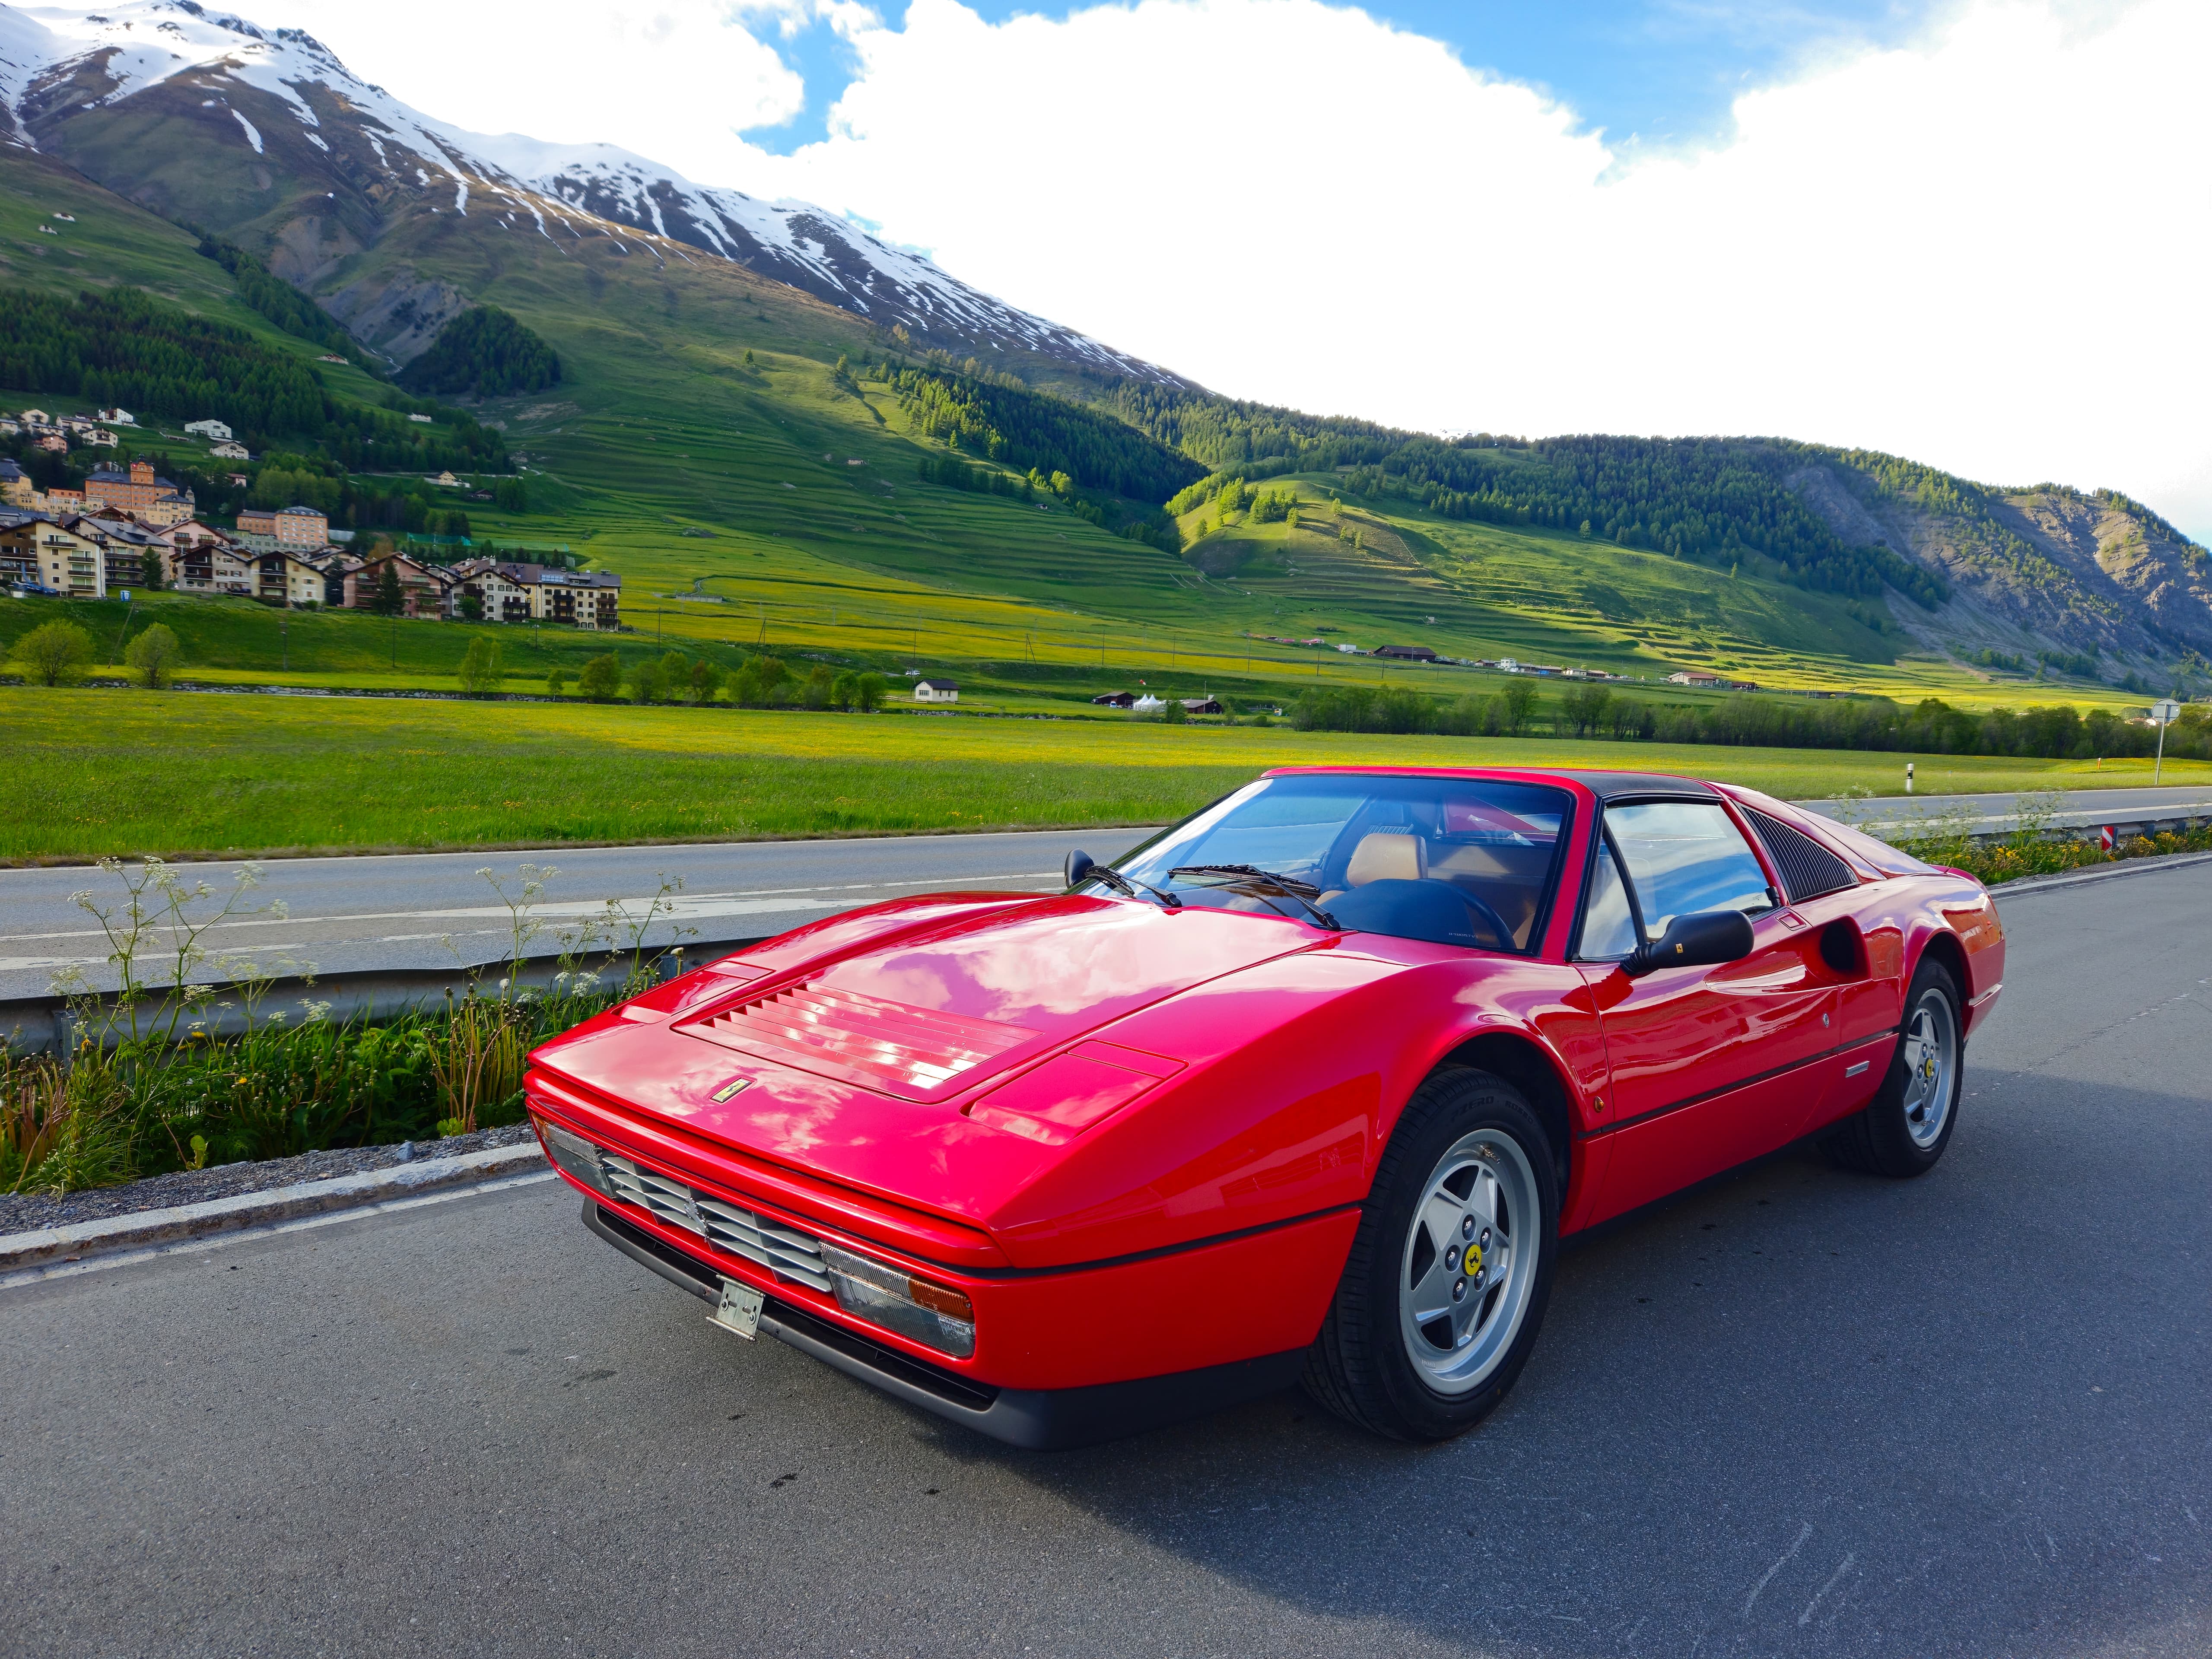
0, 143, 2195, 719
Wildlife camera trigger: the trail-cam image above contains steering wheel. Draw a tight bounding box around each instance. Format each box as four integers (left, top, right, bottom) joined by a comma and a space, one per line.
1455, 890, 1517, 952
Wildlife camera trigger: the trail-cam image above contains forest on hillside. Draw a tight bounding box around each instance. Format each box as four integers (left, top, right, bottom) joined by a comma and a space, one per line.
402, 306, 561, 398
892, 359, 1204, 502
1106, 381, 1945, 606
0, 287, 507, 472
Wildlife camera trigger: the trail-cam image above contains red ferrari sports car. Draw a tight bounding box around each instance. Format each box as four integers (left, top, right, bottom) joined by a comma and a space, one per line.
527, 766, 2003, 1446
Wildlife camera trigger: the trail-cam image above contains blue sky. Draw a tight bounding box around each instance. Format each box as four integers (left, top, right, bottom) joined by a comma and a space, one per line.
747, 0, 1947, 153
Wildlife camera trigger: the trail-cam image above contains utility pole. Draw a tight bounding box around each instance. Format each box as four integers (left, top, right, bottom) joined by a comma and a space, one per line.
281, 614, 288, 673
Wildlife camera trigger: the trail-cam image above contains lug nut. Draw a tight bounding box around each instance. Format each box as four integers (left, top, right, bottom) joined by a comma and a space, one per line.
1452, 1278, 1467, 1301
1446, 1245, 1461, 1271
1461, 1216, 1475, 1239
1479, 1228, 1491, 1246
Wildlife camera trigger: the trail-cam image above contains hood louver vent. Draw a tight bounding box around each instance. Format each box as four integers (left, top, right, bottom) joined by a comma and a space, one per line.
675, 979, 1036, 1100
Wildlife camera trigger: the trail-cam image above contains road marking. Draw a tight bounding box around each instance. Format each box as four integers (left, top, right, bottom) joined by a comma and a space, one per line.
0, 873, 1063, 947
0, 1169, 559, 1290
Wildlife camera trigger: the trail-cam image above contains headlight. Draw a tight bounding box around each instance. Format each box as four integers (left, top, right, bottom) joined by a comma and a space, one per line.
819, 1242, 976, 1359
534, 1115, 613, 1198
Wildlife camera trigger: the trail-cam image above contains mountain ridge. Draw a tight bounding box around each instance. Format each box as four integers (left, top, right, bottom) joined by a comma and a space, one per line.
0, 0, 2204, 686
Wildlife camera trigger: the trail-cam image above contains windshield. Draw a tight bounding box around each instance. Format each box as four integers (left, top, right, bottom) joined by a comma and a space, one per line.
1103, 773, 1573, 953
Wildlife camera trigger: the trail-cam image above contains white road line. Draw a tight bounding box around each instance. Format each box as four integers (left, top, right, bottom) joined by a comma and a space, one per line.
0, 873, 1063, 947
0, 1170, 559, 1290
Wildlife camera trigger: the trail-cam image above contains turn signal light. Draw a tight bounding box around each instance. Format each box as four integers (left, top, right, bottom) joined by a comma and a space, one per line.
819, 1242, 976, 1358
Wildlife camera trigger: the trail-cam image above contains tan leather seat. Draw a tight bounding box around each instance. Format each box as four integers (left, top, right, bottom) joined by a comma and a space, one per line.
1346, 830, 1426, 886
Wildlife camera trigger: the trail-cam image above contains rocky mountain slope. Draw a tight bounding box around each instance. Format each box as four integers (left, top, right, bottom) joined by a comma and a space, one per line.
0, 1, 1174, 381
1784, 448, 2212, 666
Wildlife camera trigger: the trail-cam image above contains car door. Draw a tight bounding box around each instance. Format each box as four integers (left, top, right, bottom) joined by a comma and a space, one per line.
1574, 798, 1842, 1224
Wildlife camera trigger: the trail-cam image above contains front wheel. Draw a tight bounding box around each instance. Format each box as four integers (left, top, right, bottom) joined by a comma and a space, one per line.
1303, 1068, 1558, 1441
1824, 957, 1963, 1177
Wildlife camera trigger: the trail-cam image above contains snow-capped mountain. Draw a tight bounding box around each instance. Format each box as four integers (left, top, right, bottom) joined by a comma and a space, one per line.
0, 0, 1179, 381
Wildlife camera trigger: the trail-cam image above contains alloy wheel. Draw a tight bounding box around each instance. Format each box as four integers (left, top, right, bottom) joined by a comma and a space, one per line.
1398, 1130, 1541, 1395
1900, 986, 1958, 1149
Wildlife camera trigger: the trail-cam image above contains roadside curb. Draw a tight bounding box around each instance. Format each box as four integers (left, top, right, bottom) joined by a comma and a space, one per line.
0, 1141, 552, 1274
1992, 849, 2212, 900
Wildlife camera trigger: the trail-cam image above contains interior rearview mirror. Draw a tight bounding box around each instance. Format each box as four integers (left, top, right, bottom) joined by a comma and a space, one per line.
1623, 909, 1755, 978
1064, 849, 1096, 888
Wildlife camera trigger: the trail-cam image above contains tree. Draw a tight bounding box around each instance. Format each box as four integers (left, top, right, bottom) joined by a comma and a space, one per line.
1158, 696, 1189, 725
577, 653, 620, 700
139, 551, 165, 591
372, 562, 405, 616
830, 670, 858, 711
458, 636, 502, 694
655, 652, 692, 703
13, 619, 96, 686
546, 666, 571, 696
124, 623, 183, 689
1500, 679, 1540, 737
854, 672, 886, 713
457, 593, 484, 621
625, 657, 663, 704
802, 665, 835, 709
690, 659, 724, 703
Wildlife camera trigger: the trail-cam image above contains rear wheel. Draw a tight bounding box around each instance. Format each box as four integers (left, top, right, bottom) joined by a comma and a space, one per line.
1304, 1068, 1558, 1441
1824, 958, 1963, 1177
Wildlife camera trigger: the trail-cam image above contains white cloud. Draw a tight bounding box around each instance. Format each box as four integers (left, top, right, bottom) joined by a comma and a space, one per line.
256, 0, 2212, 533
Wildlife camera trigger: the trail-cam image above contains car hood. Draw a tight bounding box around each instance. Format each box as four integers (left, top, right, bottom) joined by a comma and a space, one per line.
528, 895, 1332, 1226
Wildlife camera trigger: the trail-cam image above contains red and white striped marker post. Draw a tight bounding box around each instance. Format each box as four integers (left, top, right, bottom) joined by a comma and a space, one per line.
2099, 825, 2116, 854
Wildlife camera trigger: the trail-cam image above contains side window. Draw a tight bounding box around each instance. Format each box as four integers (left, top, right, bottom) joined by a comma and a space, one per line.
1577, 836, 1639, 960
1605, 801, 1775, 940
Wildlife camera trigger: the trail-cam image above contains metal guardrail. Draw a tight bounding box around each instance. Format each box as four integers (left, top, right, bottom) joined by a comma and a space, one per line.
0, 929, 771, 1057
1817, 801, 2212, 843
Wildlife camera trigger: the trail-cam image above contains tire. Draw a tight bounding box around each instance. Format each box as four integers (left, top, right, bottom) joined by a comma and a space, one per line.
1824, 957, 1963, 1178
1303, 1068, 1559, 1441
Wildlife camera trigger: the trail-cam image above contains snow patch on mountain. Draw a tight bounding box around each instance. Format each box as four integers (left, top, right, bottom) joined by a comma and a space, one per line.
0, 0, 1182, 384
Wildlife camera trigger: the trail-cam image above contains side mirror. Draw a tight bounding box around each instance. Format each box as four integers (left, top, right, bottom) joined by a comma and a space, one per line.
1623, 909, 1755, 978
1064, 849, 1096, 888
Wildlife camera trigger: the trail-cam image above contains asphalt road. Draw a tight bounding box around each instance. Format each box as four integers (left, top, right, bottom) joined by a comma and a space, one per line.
6, 859, 2209, 1656
9, 783, 2209, 1005
0, 828, 1157, 1000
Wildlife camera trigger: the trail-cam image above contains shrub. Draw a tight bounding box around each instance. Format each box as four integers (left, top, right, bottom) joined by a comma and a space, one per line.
546, 666, 571, 696
123, 623, 183, 689
457, 636, 502, 695
577, 653, 620, 700
855, 672, 886, 713
11, 619, 97, 686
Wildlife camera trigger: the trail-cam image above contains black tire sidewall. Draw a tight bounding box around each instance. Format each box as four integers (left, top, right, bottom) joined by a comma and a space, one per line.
1346, 1070, 1560, 1440
1873, 958, 1964, 1173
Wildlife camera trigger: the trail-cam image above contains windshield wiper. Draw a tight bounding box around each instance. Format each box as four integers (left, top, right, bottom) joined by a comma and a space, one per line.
1087, 865, 1182, 909
1169, 864, 1342, 930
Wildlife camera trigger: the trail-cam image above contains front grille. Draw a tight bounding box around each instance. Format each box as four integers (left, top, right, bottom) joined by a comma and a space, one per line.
596, 1151, 833, 1294
1748, 809, 1858, 903
677, 979, 1033, 1098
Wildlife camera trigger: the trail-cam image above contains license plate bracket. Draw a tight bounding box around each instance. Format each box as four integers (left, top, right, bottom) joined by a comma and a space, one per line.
711, 1278, 765, 1340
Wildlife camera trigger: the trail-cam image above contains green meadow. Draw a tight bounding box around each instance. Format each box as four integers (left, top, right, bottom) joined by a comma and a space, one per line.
7, 686, 2202, 861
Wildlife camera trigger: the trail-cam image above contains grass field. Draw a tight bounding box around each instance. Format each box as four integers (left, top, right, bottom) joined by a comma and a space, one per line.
9, 686, 2203, 861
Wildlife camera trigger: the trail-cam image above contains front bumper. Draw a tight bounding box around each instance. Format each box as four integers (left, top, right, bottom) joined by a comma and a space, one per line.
583, 1201, 1307, 1450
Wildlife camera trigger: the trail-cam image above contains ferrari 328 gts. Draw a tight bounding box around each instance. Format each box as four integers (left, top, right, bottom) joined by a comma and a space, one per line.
527, 766, 2003, 1446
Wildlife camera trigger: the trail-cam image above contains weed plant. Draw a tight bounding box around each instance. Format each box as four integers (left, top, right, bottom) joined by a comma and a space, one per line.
2, 860, 694, 1196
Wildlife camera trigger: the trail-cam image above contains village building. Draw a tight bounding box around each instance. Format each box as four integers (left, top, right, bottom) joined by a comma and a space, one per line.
234, 504, 330, 551
210, 441, 250, 461
255, 549, 331, 608
914, 678, 960, 703
74, 512, 167, 588
34, 433, 66, 454
1090, 691, 1138, 708
184, 419, 232, 441
446, 557, 531, 622
0, 458, 31, 509
97, 407, 136, 426
83, 460, 195, 526
0, 512, 108, 597
1372, 644, 1438, 661
346, 553, 447, 618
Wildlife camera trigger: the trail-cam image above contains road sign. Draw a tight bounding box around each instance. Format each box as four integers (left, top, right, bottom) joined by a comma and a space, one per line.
2150, 699, 2181, 783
